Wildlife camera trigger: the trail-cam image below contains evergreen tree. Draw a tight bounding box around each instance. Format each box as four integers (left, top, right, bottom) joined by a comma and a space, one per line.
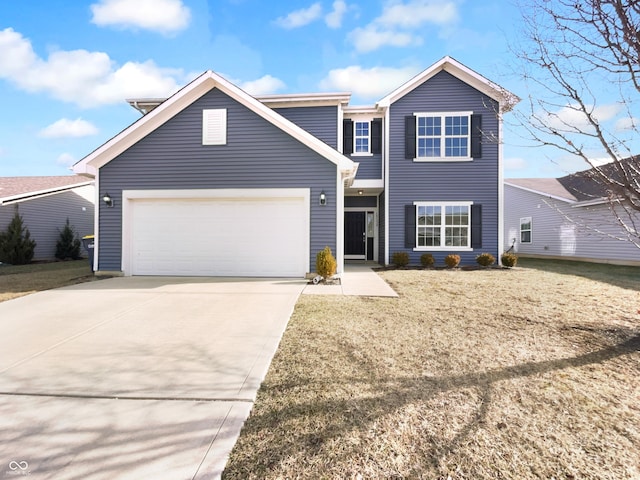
55, 218, 82, 260
0, 209, 36, 265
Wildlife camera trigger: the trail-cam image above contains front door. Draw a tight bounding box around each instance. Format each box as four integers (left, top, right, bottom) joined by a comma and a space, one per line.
344, 211, 366, 258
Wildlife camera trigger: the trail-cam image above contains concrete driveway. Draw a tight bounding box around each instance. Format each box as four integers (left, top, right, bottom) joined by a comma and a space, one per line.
0, 276, 306, 479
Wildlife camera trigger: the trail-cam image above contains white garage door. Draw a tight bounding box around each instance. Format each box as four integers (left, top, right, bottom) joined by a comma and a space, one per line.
125, 190, 309, 277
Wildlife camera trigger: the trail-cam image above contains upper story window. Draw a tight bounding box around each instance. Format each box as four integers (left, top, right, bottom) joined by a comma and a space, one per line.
343, 118, 382, 155
406, 112, 481, 161
354, 121, 370, 154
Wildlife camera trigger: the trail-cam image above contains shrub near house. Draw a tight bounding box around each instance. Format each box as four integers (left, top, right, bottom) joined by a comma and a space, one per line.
0, 211, 36, 265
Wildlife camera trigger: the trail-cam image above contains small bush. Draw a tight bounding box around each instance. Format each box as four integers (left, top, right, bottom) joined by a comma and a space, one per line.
501, 252, 518, 268
444, 254, 461, 268
55, 218, 82, 261
316, 246, 337, 279
391, 251, 410, 267
0, 209, 36, 265
476, 252, 496, 267
420, 253, 435, 267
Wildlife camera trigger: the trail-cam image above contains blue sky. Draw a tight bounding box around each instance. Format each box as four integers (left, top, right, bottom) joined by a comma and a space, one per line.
0, 0, 628, 179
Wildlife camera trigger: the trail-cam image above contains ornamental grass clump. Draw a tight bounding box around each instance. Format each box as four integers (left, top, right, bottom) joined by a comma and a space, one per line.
501, 252, 518, 268
391, 251, 410, 268
316, 246, 337, 279
444, 254, 461, 268
475, 252, 496, 267
420, 253, 435, 268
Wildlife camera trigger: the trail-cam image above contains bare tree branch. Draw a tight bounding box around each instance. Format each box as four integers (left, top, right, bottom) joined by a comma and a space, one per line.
511, 0, 640, 246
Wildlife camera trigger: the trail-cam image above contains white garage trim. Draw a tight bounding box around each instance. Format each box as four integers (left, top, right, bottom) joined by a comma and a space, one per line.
122, 188, 310, 277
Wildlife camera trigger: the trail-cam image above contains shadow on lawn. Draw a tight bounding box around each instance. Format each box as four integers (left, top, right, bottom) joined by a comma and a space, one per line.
224, 332, 640, 478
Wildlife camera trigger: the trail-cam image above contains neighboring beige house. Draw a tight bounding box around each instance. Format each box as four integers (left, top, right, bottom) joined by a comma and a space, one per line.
504, 163, 640, 266
0, 176, 94, 261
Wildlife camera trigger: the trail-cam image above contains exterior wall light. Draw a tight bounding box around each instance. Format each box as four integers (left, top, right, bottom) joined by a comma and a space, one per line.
102, 193, 114, 208
319, 190, 327, 206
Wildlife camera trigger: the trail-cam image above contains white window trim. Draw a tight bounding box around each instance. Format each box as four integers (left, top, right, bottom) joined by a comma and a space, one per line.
413, 111, 472, 162
413, 201, 473, 251
353, 119, 371, 156
520, 216, 532, 244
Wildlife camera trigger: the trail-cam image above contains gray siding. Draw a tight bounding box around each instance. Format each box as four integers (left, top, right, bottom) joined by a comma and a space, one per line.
274, 106, 338, 149
504, 184, 640, 264
350, 152, 383, 180
99, 88, 338, 273
387, 71, 501, 265
0, 187, 95, 260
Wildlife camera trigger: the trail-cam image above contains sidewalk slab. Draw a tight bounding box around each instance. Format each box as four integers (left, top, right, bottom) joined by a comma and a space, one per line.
302, 264, 398, 297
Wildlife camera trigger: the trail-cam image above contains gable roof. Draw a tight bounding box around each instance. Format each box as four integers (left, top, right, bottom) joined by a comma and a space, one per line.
0, 176, 93, 205
376, 56, 519, 111
74, 71, 357, 179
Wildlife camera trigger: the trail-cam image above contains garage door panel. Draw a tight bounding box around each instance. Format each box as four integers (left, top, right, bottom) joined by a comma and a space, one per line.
128, 193, 308, 277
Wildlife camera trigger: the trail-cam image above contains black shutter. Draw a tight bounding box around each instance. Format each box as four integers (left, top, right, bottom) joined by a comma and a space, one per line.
471, 204, 482, 248
405, 116, 416, 159
405, 204, 416, 248
371, 118, 382, 154
471, 114, 482, 158
343, 119, 353, 154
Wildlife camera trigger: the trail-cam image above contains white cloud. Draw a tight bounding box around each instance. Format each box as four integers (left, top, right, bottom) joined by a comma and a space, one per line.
377, 0, 458, 28
347, 0, 459, 52
614, 116, 638, 131
319, 65, 420, 99
504, 157, 528, 171
325, 0, 348, 28
39, 118, 99, 139
349, 25, 419, 53
274, 3, 323, 29
239, 75, 286, 95
0, 28, 185, 107
56, 153, 77, 167
90, 0, 191, 35
543, 103, 623, 132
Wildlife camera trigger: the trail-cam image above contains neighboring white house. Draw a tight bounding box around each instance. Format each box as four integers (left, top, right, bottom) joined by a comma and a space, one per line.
504, 165, 640, 266
0, 176, 95, 260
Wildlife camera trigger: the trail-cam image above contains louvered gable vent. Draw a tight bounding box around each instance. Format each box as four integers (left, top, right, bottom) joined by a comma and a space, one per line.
202, 109, 227, 145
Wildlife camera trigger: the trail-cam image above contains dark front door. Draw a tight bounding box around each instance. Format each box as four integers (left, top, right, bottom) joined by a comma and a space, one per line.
345, 211, 366, 256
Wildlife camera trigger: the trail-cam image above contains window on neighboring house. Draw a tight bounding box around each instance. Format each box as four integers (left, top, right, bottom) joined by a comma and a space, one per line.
406, 112, 481, 160
416, 202, 471, 248
354, 121, 370, 154
520, 217, 532, 243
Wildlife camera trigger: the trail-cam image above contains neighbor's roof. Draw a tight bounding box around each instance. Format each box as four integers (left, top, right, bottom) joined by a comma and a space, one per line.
0, 175, 93, 204
505, 178, 578, 202
506, 157, 640, 205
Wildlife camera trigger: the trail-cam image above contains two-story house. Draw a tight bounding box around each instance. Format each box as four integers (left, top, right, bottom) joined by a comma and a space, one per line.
73, 56, 517, 277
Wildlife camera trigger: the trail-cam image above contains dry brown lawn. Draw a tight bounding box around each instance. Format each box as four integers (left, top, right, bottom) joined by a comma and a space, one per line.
0, 260, 95, 302
224, 259, 640, 480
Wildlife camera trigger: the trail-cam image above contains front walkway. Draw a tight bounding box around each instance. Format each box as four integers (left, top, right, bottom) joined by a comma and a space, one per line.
302, 264, 398, 297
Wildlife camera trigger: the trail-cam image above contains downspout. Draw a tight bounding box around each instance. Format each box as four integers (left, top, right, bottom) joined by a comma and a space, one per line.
497, 104, 505, 265
384, 106, 390, 265
93, 171, 100, 272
